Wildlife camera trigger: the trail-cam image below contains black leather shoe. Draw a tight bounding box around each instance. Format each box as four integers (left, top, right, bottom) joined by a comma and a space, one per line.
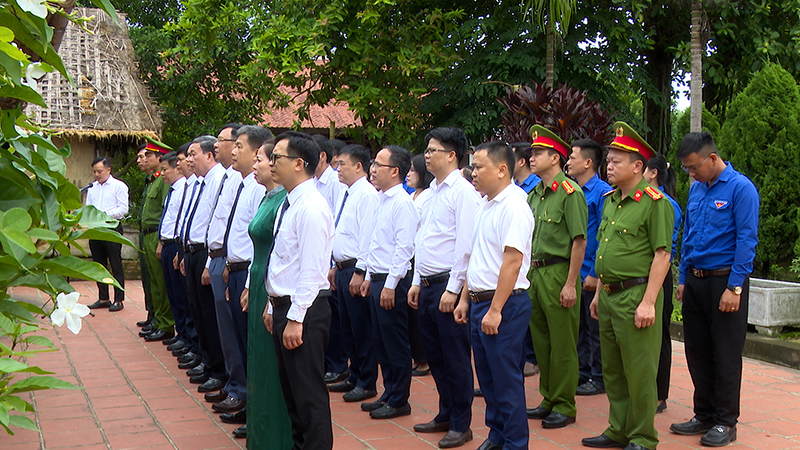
167, 340, 186, 351
138, 325, 155, 337
185, 362, 205, 375
343, 387, 377, 403
670, 417, 715, 436
526, 405, 550, 420
361, 400, 385, 412
623, 444, 649, 450
324, 371, 350, 384
212, 396, 245, 413
136, 319, 151, 327
172, 346, 191, 357
414, 420, 450, 433
232, 424, 246, 438
542, 411, 576, 428
370, 403, 411, 419
576, 380, 606, 396
438, 429, 473, 448
205, 389, 228, 402
108, 301, 124, 312
327, 381, 355, 393
474, 388, 483, 397
198, 377, 224, 392
189, 373, 209, 384
581, 434, 626, 448
700, 425, 736, 447
220, 409, 246, 424
178, 352, 197, 363
88, 300, 112, 309
179, 356, 202, 371
163, 335, 180, 346
477, 439, 503, 450
656, 400, 667, 413
145, 330, 174, 341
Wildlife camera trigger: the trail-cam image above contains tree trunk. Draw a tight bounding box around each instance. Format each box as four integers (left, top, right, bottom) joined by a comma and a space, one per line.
689, 0, 703, 132
545, 20, 554, 88
643, 44, 673, 156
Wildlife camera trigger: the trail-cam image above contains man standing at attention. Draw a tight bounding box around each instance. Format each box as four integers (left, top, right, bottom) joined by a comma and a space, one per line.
525, 125, 587, 429
455, 141, 534, 450
409, 127, 480, 449
85, 156, 128, 312
263, 131, 334, 450
581, 122, 673, 450
669, 131, 759, 447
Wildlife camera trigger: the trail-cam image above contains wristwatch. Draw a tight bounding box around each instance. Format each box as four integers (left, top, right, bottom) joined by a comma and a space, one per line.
354, 268, 366, 276
727, 285, 743, 295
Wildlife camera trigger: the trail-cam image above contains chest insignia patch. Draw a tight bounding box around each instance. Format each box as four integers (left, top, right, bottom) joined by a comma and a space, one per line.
550, 180, 559, 192
714, 200, 728, 209
634, 190, 643, 202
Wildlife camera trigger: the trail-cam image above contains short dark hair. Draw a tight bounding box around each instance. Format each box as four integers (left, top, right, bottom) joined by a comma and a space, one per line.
176, 142, 191, 157
237, 125, 274, 151
312, 135, 334, 164
511, 142, 532, 163
572, 138, 604, 173
425, 127, 469, 162
475, 141, 515, 179
338, 144, 371, 173
546, 148, 567, 167
411, 154, 434, 190
222, 123, 245, 138
274, 131, 319, 176
677, 131, 718, 159
91, 156, 112, 168
330, 139, 347, 157
384, 145, 412, 180
192, 135, 217, 155
628, 151, 647, 165
159, 151, 179, 168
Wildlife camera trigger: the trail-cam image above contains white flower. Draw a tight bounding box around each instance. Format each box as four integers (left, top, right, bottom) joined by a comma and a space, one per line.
51, 292, 90, 334
15, 0, 48, 19
25, 62, 47, 91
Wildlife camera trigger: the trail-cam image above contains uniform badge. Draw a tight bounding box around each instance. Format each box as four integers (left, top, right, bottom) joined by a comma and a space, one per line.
616, 126, 624, 137
561, 180, 576, 194
714, 200, 728, 209
154, 171, 162, 178
633, 189, 643, 202
532, 130, 539, 140
550, 180, 559, 192
644, 186, 663, 200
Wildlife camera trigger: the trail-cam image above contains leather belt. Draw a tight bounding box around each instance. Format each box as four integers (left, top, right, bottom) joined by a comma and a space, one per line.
142, 226, 159, 235
370, 273, 388, 282
469, 289, 527, 303
185, 243, 206, 254
531, 257, 568, 268
161, 239, 177, 246
227, 261, 251, 272
421, 272, 450, 287
269, 290, 332, 309
603, 277, 649, 293
208, 248, 225, 259
691, 267, 732, 278
335, 258, 357, 270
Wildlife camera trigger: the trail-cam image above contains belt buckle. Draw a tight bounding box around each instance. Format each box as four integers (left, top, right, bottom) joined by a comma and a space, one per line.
692, 268, 701, 277
603, 284, 612, 293
421, 278, 430, 287
469, 292, 479, 303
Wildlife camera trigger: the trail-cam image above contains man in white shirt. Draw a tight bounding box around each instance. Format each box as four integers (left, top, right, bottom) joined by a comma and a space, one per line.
85, 156, 129, 311
454, 142, 534, 450
409, 127, 480, 448
326, 144, 380, 403
312, 134, 349, 384
263, 131, 334, 450
357, 145, 418, 420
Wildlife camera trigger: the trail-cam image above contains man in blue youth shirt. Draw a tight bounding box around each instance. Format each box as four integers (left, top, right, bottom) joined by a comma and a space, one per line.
512, 142, 541, 195
670, 132, 759, 447
566, 139, 613, 397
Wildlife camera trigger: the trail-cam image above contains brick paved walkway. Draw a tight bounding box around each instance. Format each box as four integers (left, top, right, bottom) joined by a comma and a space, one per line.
3, 280, 800, 449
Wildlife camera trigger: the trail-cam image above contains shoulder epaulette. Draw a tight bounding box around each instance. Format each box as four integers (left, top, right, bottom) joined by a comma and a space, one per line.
644, 186, 663, 201
603, 189, 616, 197
561, 180, 576, 194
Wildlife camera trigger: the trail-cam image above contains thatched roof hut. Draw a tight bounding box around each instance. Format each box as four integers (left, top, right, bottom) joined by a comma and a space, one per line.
25, 7, 161, 188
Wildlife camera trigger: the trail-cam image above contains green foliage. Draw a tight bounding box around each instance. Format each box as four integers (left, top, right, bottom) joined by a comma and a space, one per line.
718, 63, 800, 274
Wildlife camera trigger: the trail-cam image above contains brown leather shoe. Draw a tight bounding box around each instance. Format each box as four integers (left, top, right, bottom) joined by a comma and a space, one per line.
438, 429, 473, 448
413, 419, 451, 433
212, 396, 245, 413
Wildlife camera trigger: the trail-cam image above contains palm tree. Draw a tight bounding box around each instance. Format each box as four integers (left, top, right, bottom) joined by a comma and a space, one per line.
525, 0, 577, 88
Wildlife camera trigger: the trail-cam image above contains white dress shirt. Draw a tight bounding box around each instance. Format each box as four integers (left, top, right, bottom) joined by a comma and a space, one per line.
411, 188, 433, 217
413, 169, 481, 293
332, 176, 379, 270
365, 183, 419, 290
466, 183, 534, 292
225, 172, 266, 284
186, 163, 225, 245
85, 175, 129, 220
206, 166, 243, 267
179, 174, 200, 242
159, 177, 186, 241
267, 178, 334, 322
315, 165, 345, 215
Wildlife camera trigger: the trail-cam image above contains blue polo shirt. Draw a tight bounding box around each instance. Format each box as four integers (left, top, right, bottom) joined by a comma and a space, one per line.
581, 174, 613, 281
678, 162, 759, 287
660, 186, 682, 260
516, 173, 541, 195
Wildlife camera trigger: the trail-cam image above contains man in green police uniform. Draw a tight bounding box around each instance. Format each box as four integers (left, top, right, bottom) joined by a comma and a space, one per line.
138, 140, 175, 341
581, 122, 673, 450
525, 125, 587, 429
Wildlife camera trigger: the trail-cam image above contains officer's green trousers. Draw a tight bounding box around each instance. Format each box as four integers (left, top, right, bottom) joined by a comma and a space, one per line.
528, 262, 580, 417
138, 232, 153, 322
599, 284, 662, 450
142, 232, 174, 333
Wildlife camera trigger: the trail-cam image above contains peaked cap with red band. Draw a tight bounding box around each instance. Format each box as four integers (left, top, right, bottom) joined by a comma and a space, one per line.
608, 121, 655, 161
143, 137, 172, 155
530, 125, 570, 159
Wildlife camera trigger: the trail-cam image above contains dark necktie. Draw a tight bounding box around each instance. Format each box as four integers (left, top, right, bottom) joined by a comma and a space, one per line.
334, 191, 349, 228
265, 198, 290, 280
205, 172, 230, 241
158, 187, 174, 238
222, 181, 245, 256
179, 180, 199, 241
183, 180, 206, 243
172, 181, 190, 239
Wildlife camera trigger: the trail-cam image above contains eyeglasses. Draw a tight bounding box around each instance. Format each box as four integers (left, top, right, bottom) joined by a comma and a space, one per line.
269, 152, 309, 166
424, 147, 451, 156
681, 154, 711, 173
371, 160, 398, 169
217, 138, 236, 142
